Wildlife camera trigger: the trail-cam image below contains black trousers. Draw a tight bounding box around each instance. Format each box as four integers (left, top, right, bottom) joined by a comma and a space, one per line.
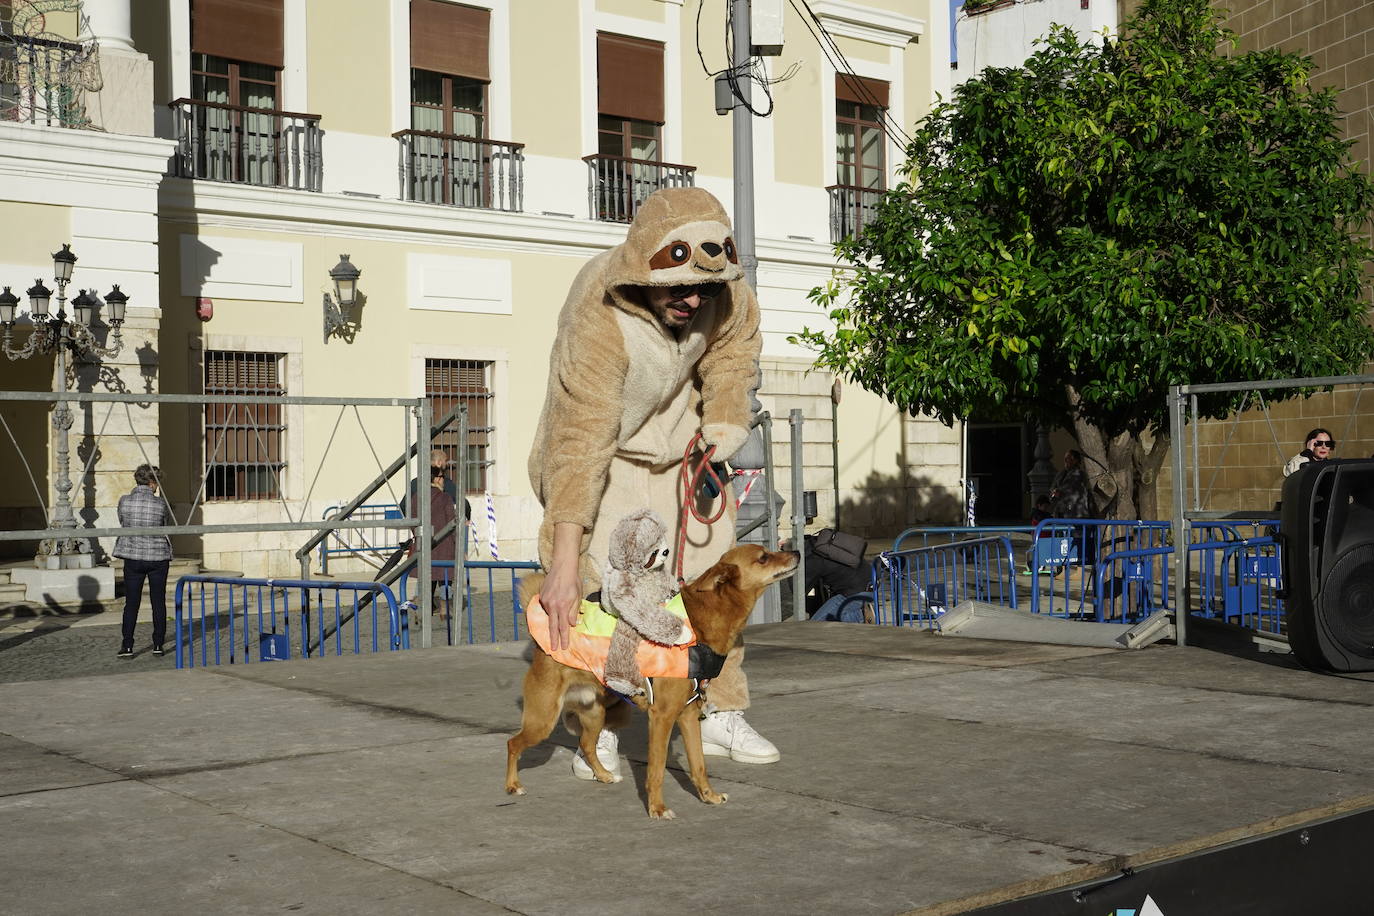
121, 558, 170, 646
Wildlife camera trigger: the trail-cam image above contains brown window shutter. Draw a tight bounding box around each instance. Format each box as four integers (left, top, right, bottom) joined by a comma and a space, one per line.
835, 74, 889, 109
192, 0, 284, 69
411, 0, 490, 82
597, 32, 664, 124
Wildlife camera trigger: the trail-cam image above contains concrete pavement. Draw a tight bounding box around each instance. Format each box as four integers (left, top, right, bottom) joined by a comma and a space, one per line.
3, 623, 1374, 914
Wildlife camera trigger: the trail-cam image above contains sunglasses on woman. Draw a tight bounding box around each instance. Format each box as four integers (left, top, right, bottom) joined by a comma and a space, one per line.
667, 282, 727, 299
1313, 439, 1336, 448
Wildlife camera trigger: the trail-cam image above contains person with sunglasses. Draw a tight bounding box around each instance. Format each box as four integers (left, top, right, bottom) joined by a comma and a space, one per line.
1283, 428, 1337, 477
529, 187, 778, 780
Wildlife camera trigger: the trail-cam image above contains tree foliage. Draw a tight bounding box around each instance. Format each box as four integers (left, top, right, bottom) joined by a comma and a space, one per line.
797, 0, 1374, 516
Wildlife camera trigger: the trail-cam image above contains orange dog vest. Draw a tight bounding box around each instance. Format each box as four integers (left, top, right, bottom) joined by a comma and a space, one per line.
526, 595, 726, 684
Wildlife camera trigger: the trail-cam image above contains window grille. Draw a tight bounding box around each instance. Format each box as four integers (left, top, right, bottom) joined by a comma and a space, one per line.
425, 358, 493, 494
204, 350, 286, 501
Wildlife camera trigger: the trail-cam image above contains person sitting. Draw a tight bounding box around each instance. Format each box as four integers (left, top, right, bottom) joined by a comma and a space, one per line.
783, 531, 874, 623
1050, 450, 1099, 565
1283, 428, 1335, 477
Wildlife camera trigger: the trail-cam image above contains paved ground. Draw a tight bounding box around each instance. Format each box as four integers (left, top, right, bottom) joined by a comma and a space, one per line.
3, 618, 1374, 914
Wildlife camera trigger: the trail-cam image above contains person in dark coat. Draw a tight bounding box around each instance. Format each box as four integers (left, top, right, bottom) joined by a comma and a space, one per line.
409, 458, 460, 620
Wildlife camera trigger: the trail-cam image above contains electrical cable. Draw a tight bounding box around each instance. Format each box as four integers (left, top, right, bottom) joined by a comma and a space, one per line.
694, 0, 800, 117
787, 0, 914, 148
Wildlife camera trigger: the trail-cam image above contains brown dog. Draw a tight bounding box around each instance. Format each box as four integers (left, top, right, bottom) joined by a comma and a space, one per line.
505, 543, 798, 819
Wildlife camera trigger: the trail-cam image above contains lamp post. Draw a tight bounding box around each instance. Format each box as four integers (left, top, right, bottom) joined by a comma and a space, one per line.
322, 253, 361, 337
1, 244, 126, 566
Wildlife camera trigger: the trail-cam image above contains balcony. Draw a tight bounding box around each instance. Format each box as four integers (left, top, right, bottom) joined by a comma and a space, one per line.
583, 154, 695, 223
168, 98, 322, 192
827, 184, 885, 243
393, 130, 524, 212
0, 32, 93, 128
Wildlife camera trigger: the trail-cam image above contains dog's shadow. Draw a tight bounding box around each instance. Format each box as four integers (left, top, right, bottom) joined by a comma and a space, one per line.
510, 695, 705, 806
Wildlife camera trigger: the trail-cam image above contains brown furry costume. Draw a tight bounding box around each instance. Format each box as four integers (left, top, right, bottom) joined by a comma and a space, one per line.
528, 187, 761, 710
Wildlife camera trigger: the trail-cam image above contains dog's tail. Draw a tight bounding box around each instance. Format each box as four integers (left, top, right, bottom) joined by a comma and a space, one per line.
518, 572, 545, 609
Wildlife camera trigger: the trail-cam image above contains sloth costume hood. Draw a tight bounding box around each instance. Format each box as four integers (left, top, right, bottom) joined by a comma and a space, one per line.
528, 187, 761, 593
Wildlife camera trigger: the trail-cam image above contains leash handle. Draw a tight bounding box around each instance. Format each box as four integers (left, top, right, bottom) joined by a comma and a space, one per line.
674, 432, 727, 586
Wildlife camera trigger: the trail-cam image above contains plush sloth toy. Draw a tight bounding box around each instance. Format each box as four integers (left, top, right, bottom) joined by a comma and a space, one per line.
602, 509, 692, 698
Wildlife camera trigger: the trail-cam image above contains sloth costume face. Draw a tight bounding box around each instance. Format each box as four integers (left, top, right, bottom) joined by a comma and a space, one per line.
528, 187, 761, 594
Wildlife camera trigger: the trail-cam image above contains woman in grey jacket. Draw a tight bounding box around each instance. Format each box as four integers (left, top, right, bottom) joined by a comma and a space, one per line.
113, 464, 172, 658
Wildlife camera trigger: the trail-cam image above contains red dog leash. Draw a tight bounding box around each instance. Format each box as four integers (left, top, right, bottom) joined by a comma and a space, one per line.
674, 432, 727, 587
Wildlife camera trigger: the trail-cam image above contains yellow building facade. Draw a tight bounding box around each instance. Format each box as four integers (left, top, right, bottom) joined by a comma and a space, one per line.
1, 0, 966, 581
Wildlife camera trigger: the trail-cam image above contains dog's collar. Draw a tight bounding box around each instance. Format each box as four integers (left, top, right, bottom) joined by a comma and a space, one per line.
687, 644, 727, 680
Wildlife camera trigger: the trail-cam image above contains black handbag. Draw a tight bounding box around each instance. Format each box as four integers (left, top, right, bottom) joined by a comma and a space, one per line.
812, 528, 867, 568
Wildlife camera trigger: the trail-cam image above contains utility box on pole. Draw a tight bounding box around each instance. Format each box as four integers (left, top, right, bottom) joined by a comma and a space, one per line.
750, 0, 784, 56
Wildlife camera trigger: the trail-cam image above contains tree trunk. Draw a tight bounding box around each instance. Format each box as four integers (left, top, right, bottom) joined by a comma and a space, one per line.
1132, 431, 1170, 520
1064, 385, 1170, 520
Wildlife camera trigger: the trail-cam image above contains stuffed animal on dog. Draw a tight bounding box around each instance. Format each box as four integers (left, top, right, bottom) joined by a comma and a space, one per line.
602, 509, 691, 698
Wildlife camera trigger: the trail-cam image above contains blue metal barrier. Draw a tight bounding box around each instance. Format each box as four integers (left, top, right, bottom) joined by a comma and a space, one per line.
1093, 545, 1173, 622
318, 503, 405, 574
1190, 536, 1284, 634
174, 576, 405, 669
397, 560, 541, 644
872, 536, 1017, 629
892, 525, 1035, 552
1028, 519, 1169, 618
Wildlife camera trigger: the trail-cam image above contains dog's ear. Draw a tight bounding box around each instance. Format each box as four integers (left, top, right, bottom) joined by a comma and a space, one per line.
700, 561, 740, 592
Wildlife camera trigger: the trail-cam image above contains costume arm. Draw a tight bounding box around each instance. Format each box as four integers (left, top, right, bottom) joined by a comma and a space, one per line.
533, 280, 629, 530
696, 279, 762, 460
615, 594, 692, 645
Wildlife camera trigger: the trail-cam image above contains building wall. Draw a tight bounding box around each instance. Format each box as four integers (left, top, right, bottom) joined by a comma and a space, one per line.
1, 0, 960, 579
955, 0, 1116, 83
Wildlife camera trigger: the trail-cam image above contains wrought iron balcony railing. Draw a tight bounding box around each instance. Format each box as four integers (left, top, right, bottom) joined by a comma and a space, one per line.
393, 130, 524, 212
168, 97, 322, 191
827, 184, 885, 242
0, 32, 97, 128
583, 154, 695, 223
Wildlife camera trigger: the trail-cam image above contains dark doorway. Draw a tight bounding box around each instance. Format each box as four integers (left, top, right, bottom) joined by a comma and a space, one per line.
966, 424, 1027, 523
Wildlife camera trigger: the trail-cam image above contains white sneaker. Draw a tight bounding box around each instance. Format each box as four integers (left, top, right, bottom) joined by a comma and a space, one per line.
699, 709, 780, 764
571, 728, 622, 781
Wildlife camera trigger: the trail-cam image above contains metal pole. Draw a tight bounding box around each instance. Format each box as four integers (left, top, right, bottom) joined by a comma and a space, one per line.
761, 413, 777, 555
418, 398, 432, 649
457, 404, 469, 645
831, 393, 841, 529
1169, 385, 1188, 647
790, 409, 806, 623
46, 329, 78, 555
731, 0, 757, 290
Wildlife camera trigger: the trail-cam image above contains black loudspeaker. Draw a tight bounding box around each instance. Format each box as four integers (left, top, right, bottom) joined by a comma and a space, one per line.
1280, 458, 1374, 672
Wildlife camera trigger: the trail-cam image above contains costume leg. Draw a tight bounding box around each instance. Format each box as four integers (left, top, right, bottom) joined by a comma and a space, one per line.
705, 643, 749, 711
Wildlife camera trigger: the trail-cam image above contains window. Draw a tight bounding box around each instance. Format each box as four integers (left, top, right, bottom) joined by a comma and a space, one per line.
411, 70, 485, 139
183, 0, 293, 186
597, 114, 659, 162
835, 75, 888, 193
588, 33, 686, 221
402, 1, 511, 208
830, 75, 889, 240
204, 351, 286, 501
0, 1, 16, 119
409, 0, 488, 139
425, 359, 493, 494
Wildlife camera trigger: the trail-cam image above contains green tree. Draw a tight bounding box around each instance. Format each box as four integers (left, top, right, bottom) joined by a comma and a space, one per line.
798, 0, 1374, 518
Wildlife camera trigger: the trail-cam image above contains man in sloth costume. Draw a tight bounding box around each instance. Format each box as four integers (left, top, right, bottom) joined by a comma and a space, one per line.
529, 186, 779, 779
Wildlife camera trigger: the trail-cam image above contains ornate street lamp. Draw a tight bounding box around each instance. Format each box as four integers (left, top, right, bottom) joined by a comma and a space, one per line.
323, 254, 362, 337
1, 244, 127, 565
